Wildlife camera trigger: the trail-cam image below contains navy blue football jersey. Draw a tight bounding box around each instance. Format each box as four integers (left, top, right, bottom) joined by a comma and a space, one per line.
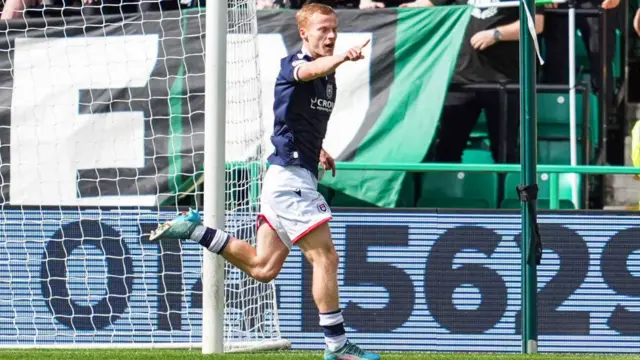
267, 50, 337, 178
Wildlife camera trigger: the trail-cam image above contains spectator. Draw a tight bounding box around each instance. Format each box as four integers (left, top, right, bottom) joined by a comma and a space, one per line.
1, 0, 138, 18
399, 0, 432, 6
541, 0, 619, 107
401, 0, 544, 164
1, 0, 40, 19
257, 0, 404, 11
635, 8, 640, 37
359, 0, 408, 8
258, 0, 359, 9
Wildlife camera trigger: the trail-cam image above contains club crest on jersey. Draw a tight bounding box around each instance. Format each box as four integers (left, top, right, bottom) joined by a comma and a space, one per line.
326, 83, 333, 99
317, 202, 328, 212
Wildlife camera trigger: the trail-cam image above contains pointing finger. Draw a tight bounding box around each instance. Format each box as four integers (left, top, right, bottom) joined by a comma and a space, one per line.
358, 38, 371, 50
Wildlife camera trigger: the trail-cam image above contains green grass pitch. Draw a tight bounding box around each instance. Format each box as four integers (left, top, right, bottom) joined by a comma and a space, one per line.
0, 350, 636, 360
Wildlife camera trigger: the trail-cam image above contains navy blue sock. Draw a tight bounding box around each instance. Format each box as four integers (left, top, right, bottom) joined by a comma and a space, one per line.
319, 309, 347, 351
323, 323, 346, 338
191, 226, 230, 254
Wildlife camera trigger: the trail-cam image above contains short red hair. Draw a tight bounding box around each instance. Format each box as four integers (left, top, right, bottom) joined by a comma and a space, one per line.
296, 3, 336, 29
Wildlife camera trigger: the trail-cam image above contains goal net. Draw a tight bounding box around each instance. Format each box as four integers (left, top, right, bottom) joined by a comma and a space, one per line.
0, 0, 288, 352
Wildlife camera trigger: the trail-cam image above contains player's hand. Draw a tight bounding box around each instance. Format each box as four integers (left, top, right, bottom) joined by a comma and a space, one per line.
360, 0, 385, 8
601, 0, 619, 9
634, 9, 640, 37
342, 39, 370, 62
319, 149, 336, 177
470, 30, 497, 51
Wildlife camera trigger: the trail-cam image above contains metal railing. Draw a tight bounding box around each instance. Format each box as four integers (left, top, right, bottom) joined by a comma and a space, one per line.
332, 162, 639, 210
167, 161, 640, 210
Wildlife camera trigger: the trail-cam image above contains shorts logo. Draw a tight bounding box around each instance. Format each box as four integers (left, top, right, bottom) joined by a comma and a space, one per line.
326, 83, 333, 99
317, 203, 328, 212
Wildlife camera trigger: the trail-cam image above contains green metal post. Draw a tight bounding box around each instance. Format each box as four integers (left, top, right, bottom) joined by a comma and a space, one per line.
519, 0, 538, 353
549, 173, 559, 210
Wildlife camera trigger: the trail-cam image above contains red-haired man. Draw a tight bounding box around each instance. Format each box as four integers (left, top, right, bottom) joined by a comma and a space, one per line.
151, 4, 379, 360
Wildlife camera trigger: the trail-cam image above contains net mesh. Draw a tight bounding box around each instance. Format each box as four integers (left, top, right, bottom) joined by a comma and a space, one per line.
0, 0, 285, 351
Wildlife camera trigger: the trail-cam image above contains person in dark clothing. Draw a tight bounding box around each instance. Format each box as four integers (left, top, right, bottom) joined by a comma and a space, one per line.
541, 0, 619, 107
259, 0, 359, 9
401, 0, 544, 164
358, 0, 411, 8
260, 0, 404, 9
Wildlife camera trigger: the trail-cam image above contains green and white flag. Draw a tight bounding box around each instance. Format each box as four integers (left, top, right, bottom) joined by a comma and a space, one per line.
310, 7, 473, 207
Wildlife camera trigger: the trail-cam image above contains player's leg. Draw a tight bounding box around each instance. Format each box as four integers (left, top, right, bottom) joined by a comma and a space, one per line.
296, 223, 380, 360
220, 220, 289, 283
296, 222, 339, 313
428, 91, 481, 163
483, 91, 520, 164
149, 209, 289, 283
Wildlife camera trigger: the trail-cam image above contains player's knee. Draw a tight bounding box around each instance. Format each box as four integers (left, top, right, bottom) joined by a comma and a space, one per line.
252, 263, 281, 283
315, 247, 339, 273
253, 269, 278, 284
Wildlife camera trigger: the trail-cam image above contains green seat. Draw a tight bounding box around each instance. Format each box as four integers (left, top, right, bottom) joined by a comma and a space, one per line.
586, 92, 599, 160
574, 27, 620, 96
470, 91, 599, 164
538, 93, 583, 139
469, 110, 488, 140
537, 91, 599, 163
576, 29, 590, 72
539, 140, 580, 165
330, 191, 377, 208
613, 29, 621, 80
462, 149, 494, 164
417, 172, 498, 209
573, 28, 607, 157
329, 174, 414, 208
500, 173, 580, 209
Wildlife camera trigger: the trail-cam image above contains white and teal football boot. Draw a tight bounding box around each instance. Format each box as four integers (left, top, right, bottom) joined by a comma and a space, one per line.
324, 341, 381, 360
149, 208, 202, 241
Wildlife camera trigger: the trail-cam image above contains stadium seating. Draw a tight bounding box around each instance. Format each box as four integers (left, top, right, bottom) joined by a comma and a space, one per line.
462, 148, 494, 164
537, 91, 599, 164
327, 26, 614, 211
500, 172, 580, 209
416, 172, 498, 209
576, 29, 590, 74
330, 191, 377, 208
329, 174, 414, 208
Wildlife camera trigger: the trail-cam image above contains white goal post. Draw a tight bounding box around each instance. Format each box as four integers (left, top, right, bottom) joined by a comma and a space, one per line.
205, 0, 290, 353
0, 0, 290, 353
203, 0, 227, 353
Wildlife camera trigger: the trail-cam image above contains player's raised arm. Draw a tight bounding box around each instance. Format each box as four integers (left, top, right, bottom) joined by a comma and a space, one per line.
296, 39, 369, 82
292, 3, 369, 82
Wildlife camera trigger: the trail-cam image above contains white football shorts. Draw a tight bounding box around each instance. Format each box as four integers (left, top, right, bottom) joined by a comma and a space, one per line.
257, 164, 332, 249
